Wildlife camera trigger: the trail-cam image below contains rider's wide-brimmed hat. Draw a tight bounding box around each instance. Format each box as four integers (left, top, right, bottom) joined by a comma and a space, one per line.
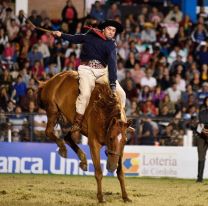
98, 19, 123, 33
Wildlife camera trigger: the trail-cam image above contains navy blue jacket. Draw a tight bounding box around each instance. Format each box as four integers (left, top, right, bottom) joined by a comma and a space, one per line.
61, 32, 117, 86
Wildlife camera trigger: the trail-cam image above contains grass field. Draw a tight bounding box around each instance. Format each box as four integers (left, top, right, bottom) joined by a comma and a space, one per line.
0, 174, 207, 206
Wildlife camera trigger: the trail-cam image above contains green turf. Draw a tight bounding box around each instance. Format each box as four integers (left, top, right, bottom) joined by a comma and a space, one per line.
0, 174, 207, 206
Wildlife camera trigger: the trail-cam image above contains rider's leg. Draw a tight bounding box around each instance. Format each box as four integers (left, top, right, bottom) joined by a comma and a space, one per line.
71, 65, 96, 143
116, 80, 126, 108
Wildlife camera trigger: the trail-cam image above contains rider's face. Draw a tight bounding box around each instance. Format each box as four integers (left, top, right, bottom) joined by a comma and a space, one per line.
103, 26, 116, 39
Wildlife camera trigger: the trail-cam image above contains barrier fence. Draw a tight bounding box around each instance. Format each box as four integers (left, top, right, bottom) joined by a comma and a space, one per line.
0, 112, 195, 146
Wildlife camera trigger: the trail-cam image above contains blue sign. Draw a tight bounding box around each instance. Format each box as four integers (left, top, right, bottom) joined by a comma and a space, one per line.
0, 142, 113, 176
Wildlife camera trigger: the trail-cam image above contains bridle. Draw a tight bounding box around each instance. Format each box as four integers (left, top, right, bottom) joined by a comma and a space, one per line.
106, 149, 121, 157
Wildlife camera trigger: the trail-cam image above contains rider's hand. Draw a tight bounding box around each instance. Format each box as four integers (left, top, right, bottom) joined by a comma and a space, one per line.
52, 31, 62, 37
110, 84, 116, 94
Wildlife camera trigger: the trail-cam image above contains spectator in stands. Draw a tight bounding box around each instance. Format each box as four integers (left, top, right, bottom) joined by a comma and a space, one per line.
125, 51, 137, 68
37, 39, 50, 67
125, 79, 138, 102
19, 88, 37, 112
166, 82, 181, 104
152, 85, 165, 107
31, 60, 45, 80
126, 100, 139, 117
130, 61, 145, 85
159, 94, 175, 115
140, 68, 157, 90
190, 71, 201, 92
27, 44, 43, 67
20, 65, 30, 86
8, 106, 27, 141
0, 85, 9, 111
19, 30, 33, 64
185, 62, 199, 84
200, 64, 208, 83
106, 3, 121, 20
148, 6, 163, 26
139, 47, 152, 67
164, 5, 183, 23
6, 18, 20, 41
191, 23, 208, 45
141, 99, 158, 117
61, 0, 78, 34
138, 85, 152, 103
11, 74, 27, 103
117, 60, 126, 83
167, 117, 185, 146
175, 73, 186, 92
29, 10, 42, 27
141, 22, 156, 43
5, 99, 16, 113
197, 82, 208, 105
181, 84, 197, 106
158, 67, 171, 90
0, 27, 8, 53
138, 116, 155, 145
2, 42, 15, 63
90, 1, 106, 22
174, 26, 188, 47
0, 107, 7, 141
34, 107, 47, 142
196, 44, 208, 66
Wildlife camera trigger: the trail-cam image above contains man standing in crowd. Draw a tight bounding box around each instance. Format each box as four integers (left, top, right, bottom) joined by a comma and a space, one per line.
195, 97, 208, 182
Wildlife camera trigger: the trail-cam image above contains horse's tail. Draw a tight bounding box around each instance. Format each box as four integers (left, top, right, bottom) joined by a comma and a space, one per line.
37, 80, 47, 89
36, 80, 47, 109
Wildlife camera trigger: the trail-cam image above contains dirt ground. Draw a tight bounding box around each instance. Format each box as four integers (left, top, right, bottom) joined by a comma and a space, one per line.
0, 174, 207, 206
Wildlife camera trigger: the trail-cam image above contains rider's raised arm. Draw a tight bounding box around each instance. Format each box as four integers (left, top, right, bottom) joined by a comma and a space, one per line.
61, 33, 87, 44
53, 31, 86, 44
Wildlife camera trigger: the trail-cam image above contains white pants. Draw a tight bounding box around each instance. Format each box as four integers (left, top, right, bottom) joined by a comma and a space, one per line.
76, 65, 126, 115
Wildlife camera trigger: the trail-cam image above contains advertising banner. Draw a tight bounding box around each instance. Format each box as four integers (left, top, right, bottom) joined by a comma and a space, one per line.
0, 142, 205, 178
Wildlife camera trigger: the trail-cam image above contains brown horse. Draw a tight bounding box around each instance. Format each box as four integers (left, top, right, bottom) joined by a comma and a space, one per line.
38, 71, 132, 203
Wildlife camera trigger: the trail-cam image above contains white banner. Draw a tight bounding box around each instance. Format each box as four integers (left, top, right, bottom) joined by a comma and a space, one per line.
123, 146, 203, 179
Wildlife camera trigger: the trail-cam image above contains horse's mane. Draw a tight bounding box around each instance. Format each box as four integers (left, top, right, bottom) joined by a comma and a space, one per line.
94, 84, 121, 128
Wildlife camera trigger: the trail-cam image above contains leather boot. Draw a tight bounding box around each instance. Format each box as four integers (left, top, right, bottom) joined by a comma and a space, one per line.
70, 112, 84, 144
196, 160, 205, 183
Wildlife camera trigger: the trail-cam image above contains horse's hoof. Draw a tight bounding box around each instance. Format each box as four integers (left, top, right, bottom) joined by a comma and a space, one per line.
123, 197, 132, 202
58, 148, 67, 158
98, 198, 106, 203
79, 162, 88, 171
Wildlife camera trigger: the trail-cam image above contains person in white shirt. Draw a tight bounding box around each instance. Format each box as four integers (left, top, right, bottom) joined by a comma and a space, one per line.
166, 82, 181, 104
140, 68, 157, 90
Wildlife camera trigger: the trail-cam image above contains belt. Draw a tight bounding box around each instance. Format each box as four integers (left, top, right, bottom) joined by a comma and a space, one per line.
81, 60, 106, 69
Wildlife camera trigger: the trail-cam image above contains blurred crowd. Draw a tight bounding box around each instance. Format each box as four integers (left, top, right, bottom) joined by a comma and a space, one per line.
0, 0, 207, 145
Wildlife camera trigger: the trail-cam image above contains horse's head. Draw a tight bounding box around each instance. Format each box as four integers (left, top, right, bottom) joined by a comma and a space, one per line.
106, 117, 131, 172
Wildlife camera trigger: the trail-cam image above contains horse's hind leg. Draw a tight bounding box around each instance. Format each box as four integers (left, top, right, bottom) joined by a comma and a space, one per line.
117, 156, 132, 202
46, 108, 67, 158
64, 132, 87, 171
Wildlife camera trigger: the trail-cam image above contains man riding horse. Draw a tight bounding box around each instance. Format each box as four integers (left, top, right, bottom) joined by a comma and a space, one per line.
53, 19, 126, 143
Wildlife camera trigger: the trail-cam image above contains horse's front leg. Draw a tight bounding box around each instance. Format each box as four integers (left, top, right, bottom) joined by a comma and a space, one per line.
46, 110, 67, 158
117, 155, 132, 202
64, 132, 87, 171
89, 141, 105, 203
